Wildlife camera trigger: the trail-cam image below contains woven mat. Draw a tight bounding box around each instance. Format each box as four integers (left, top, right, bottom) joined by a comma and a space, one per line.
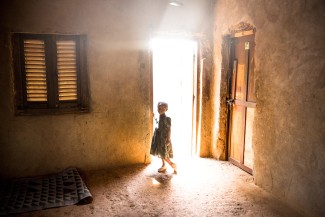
0, 168, 92, 216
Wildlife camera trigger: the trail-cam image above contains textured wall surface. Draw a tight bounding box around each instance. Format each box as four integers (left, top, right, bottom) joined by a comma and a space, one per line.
3, 0, 323, 215
212, 0, 325, 216
0, 0, 213, 178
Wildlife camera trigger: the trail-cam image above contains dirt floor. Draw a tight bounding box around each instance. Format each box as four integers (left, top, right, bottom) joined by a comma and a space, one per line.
11, 158, 303, 217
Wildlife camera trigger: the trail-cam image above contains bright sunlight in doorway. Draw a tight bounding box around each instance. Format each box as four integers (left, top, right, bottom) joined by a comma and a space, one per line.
151, 37, 198, 160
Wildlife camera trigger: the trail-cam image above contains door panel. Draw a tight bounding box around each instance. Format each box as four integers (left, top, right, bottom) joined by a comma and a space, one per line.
244, 107, 255, 169
230, 104, 245, 162
247, 44, 256, 102
228, 33, 255, 174
235, 64, 246, 100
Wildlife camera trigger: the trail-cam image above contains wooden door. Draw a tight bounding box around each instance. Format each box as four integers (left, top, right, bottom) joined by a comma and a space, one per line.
227, 33, 255, 174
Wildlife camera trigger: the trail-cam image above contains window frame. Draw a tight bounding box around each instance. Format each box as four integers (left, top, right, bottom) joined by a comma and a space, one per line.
12, 33, 89, 115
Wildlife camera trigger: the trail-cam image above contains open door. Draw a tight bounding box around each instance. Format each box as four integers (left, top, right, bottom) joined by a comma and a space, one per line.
227, 33, 255, 174
151, 37, 198, 159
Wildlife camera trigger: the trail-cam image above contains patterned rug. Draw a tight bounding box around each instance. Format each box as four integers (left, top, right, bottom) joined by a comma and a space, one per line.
0, 168, 93, 216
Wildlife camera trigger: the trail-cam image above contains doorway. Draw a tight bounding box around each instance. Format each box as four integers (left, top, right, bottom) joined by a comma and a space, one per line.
151, 37, 198, 160
227, 33, 256, 174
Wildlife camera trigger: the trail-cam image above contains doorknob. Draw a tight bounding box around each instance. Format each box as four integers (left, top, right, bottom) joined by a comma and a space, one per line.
227, 99, 234, 106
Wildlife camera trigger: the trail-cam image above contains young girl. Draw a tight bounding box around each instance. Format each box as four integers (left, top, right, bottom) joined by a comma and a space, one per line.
150, 102, 177, 174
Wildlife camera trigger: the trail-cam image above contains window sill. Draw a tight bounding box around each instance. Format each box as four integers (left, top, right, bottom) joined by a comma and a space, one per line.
14, 107, 90, 116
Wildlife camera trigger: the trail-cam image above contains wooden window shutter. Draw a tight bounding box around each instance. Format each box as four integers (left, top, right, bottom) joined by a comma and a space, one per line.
13, 33, 89, 115
56, 40, 78, 101
23, 39, 48, 102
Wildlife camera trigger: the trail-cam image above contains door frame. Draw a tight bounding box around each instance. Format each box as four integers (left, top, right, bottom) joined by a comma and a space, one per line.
149, 35, 200, 157
225, 30, 256, 174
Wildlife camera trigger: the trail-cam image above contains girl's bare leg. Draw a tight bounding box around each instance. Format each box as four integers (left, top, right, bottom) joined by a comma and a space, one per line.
158, 159, 167, 172
164, 158, 177, 174
161, 158, 166, 167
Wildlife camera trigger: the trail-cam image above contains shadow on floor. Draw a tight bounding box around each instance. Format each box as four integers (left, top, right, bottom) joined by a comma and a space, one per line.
10, 158, 303, 217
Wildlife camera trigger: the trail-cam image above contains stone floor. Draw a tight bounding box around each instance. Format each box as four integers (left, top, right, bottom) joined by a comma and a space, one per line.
11, 157, 302, 217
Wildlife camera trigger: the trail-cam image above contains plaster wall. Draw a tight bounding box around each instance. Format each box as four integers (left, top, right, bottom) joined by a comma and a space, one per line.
0, 0, 213, 178
212, 0, 325, 216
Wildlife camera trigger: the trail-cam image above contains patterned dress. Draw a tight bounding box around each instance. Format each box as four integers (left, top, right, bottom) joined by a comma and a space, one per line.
150, 114, 174, 159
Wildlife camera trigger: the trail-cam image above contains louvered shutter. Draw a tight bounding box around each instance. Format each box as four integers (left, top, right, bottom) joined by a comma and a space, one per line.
14, 33, 89, 114
56, 40, 78, 101
23, 39, 48, 102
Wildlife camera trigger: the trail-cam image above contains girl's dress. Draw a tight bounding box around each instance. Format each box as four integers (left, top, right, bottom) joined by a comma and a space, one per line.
150, 113, 174, 159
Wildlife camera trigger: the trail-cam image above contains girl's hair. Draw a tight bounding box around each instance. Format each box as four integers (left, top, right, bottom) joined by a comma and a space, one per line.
158, 102, 168, 110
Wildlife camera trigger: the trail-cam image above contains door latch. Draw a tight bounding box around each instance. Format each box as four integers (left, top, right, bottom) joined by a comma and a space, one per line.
227, 99, 234, 106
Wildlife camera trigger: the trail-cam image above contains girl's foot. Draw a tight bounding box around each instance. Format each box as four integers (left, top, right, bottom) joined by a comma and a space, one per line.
172, 163, 177, 174
158, 166, 167, 173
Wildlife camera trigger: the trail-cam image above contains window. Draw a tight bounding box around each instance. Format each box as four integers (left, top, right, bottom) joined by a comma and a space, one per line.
12, 33, 89, 115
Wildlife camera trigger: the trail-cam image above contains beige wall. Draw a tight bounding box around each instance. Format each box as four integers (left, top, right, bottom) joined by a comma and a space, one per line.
1, 0, 323, 216
0, 0, 213, 177
212, 0, 325, 216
